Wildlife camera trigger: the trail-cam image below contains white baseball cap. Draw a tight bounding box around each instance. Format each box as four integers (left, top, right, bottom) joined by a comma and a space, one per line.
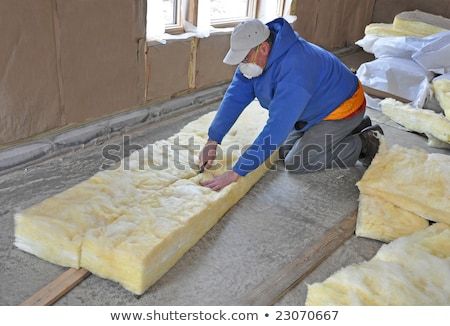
223, 19, 270, 65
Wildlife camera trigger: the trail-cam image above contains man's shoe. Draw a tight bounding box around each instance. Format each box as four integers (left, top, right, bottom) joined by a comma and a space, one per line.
351, 116, 372, 134
359, 125, 384, 167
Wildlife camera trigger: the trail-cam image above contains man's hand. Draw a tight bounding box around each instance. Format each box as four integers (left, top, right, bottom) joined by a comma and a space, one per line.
200, 170, 240, 192
198, 140, 218, 171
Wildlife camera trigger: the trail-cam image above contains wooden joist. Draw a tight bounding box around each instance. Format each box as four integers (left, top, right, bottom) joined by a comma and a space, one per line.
236, 210, 357, 305
20, 268, 91, 306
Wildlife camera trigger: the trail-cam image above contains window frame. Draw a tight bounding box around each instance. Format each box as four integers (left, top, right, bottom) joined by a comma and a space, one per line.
163, 0, 289, 35
164, 0, 184, 34
209, 0, 257, 28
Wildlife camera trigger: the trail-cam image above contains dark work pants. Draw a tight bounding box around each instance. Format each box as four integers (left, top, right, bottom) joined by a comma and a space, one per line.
279, 110, 365, 173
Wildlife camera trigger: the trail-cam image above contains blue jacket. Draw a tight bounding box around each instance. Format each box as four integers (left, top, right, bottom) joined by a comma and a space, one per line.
208, 18, 359, 176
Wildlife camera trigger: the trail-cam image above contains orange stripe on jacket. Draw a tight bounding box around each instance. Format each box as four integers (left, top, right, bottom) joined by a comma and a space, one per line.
324, 81, 365, 120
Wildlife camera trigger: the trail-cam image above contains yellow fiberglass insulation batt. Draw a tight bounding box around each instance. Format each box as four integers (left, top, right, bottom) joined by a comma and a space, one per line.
14, 101, 275, 295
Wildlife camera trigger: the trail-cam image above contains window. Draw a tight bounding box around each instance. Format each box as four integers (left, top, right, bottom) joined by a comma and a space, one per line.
162, 0, 177, 25
147, 0, 294, 42
162, 0, 183, 32
208, 0, 286, 27
210, 0, 255, 26
147, 0, 183, 41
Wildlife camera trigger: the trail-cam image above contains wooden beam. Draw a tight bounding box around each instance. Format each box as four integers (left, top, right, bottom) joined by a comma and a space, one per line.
236, 209, 357, 305
187, 0, 199, 27
20, 268, 91, 306
188, 37, 199, 89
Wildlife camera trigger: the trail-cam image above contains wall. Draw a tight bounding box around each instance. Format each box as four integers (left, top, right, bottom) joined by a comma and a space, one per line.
0, 1, 62, 145
2, 0, 450, 147
0, 0, 146, 145
57, 0, 146, 123
145, 34, 235, 102
293, 0, 375, 49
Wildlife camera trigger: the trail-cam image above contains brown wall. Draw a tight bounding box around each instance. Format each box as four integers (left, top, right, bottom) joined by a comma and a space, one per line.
145, 34, 236, 102
0, 0, 146, 145
58, 0, 147, 123
293, 0, 376, 49
146, 39, 192, 100
0, 1, 62, 144
2, 0, 450, 146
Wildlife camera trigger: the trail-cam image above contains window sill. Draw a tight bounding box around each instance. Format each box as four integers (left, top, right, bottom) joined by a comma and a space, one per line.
146, 26, 234, 46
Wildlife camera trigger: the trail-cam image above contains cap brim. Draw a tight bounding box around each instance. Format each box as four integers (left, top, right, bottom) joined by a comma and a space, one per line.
223, 48, 250, 65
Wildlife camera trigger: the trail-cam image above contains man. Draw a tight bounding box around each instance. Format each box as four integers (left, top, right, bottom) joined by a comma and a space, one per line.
199, 18, 383, 191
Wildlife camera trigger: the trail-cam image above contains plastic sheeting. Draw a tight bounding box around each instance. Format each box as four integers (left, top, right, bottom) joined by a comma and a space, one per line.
356, 31, 450, 109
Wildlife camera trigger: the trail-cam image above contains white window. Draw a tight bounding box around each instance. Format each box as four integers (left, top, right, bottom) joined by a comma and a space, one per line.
147, 0, 294, 42
210, 0, 255, 26
162, 0, 182, 28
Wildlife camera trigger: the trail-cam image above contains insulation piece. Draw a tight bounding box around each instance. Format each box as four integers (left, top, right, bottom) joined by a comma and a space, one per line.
305, 223, 450, 305
365, 10, 449, 37
356, 194, 429, 243
356, 140, 450, 225
14, 101, 274, 294
14, 178, 135, 268
393, 10, 450, 36
364, 23, 427, 37
433, 77, 450, 118
426, 134, 450, 150
380, 98, 450, 146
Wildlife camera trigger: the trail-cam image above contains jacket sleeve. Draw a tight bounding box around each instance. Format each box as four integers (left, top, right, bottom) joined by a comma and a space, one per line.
233, 80, 312, 176
208, 72, 255, 144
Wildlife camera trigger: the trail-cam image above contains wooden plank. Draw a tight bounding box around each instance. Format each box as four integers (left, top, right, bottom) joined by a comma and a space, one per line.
187, 0, 199, 26
236, 209, 357, 306
20, 268, 91, 306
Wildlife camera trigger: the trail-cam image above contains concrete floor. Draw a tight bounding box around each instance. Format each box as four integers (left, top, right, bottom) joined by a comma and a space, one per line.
1, 50, 449, 306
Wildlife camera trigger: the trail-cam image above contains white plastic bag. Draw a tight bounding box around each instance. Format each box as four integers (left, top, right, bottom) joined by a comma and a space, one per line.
412, 31, 450, 74
357, 57, 434, 108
